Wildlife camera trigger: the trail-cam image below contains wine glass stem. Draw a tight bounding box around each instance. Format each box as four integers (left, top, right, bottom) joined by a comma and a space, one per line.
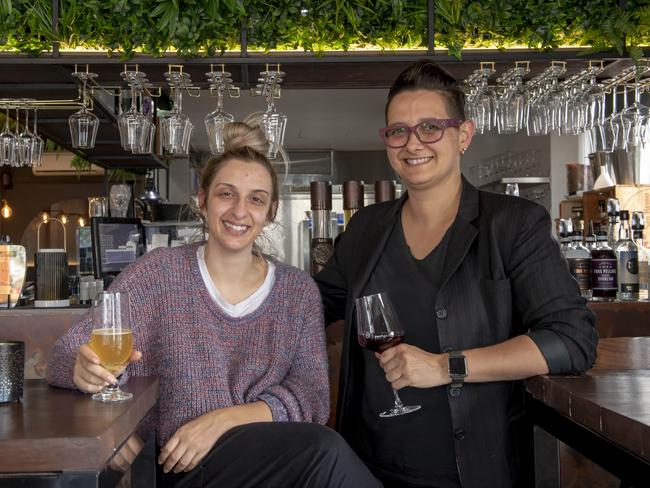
392, 389, 405, 408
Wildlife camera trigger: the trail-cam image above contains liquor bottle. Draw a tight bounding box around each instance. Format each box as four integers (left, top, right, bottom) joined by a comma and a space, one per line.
585, 221, 597, 253
632, 211, 648, 300
591, 231, 618, 301
597, 199, 608, 230
615, 210, 639, 300
607, 198, 620, 249
310, 181, 334, 276
558, 219, 572, 257
343, 180, 364, 229
566, 227, 592, 298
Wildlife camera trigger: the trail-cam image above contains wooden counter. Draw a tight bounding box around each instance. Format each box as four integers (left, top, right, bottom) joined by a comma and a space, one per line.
0, 377, 159, 486
526, 337, 650, 486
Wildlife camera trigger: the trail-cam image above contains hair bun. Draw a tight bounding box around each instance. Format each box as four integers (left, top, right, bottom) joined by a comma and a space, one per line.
222, 122, 270, 155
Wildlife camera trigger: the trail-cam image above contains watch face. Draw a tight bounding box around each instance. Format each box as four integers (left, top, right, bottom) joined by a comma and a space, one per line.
449, 356, 467, 376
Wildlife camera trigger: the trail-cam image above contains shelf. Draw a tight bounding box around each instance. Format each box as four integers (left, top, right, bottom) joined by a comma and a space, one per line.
479, 176, 550, 190
500, 177, 550, 185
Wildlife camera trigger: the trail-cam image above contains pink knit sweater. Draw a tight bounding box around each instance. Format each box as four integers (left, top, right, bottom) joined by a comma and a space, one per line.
46, 244, 330, 445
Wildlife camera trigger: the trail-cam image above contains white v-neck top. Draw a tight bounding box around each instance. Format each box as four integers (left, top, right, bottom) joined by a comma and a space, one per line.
197, 244, 276, 318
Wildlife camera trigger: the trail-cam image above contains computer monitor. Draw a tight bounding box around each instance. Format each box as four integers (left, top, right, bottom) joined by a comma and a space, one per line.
90, 217, 145, 278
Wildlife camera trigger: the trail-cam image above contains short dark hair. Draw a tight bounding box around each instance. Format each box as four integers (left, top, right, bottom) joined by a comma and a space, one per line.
386, 60, 466, 121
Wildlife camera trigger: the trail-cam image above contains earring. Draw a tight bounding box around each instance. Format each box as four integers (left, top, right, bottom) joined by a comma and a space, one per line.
460, 147, 466, 155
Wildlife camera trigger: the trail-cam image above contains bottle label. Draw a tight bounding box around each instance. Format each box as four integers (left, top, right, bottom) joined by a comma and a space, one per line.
591, 258, 617, 290
568, 258, 591, 293
618, 250, 639, 292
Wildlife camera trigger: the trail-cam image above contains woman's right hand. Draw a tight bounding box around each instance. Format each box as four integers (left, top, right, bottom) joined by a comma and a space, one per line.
73, 344, 142, 393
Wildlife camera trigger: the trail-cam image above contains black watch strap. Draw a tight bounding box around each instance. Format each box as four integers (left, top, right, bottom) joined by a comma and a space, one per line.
447, 350, 468, 388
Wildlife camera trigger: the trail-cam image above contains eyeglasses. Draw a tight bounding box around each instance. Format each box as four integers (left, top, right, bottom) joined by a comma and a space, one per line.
379, 118, 464, 148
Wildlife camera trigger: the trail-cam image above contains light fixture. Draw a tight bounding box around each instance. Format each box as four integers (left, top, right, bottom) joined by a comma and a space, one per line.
41, 211, 49, 223
78, 216, 86, 227
60, 214, 68, 224
0, 200, 11, 218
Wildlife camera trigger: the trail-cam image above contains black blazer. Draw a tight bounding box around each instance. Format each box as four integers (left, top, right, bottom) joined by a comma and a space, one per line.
315, 177, 598, 488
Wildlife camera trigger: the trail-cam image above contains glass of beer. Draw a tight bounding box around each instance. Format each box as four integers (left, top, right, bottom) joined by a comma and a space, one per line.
89, 291, 134, 402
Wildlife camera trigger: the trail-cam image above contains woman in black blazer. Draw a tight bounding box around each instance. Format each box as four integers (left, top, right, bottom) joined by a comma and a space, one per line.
315, 61, 598, 488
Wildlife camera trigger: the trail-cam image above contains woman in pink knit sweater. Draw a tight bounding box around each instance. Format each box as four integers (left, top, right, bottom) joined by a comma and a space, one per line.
47, 122, 379, 488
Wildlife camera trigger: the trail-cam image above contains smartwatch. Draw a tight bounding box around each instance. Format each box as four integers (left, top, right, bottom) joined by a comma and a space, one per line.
447, 350, 468, 388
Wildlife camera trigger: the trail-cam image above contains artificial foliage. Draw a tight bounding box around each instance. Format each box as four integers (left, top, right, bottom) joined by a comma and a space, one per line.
0, 0, 648, 59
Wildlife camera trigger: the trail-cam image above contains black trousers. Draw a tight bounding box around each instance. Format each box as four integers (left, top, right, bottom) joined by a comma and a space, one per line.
156, 422, 382, 488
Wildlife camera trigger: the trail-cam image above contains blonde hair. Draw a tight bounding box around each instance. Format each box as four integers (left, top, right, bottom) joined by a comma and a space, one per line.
199, 122, 279, 222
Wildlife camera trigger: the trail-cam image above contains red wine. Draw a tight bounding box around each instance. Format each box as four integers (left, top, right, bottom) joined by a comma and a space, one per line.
358, 333, 404, 352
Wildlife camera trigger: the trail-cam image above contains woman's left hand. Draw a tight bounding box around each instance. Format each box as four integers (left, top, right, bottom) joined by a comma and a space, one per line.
158, 409, 231, 474
376, 344, 450, 389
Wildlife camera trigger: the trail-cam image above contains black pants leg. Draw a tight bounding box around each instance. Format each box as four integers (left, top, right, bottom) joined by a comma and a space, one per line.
157, 422, 382, 488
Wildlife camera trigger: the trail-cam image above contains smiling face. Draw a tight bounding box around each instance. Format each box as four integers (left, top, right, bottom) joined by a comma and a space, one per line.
385, 89, 474, 192
199, 158, 277, 255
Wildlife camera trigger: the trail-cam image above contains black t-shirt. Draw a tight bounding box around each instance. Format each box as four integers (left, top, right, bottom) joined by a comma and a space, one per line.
358, 212, 460, 488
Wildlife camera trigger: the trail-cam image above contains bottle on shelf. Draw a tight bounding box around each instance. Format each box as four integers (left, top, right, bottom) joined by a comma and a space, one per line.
591, 230, 618, 301
566, 224, 592, 299
597, 199, 608, 231
585, 221, 598, 253
606, 198, 620, 249
558, 219, 572, 257
615, 210, 639, 301
632, 211, 648, 300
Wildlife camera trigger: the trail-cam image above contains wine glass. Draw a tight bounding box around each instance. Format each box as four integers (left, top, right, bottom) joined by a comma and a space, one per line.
355, 292, 421, 418
205, 68, 238, 155
161, 71, 194, 155
256, 68, 287, 159
0, 104, 16, 166
69, 72, 100, 149
118, 71, 150, 153
89, 291, 134, 402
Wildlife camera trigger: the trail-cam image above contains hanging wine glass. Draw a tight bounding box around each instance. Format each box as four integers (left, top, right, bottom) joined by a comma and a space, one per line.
118, 71, 150, 153
614, 81, 631, 151
0, 103, 16, 166
257, 68, 287, 159
160, 70, 194, 156
472, 64, 496, 134
69, 71, 100, 149
527, 84, 547, 136
496, 63, 528, 134
131, 90, 156, 155
598, 84, 619, 153
31, 108, 44, 167
619, 62, 650, 149
17, 104, 36, 167
205, 68, 238, 155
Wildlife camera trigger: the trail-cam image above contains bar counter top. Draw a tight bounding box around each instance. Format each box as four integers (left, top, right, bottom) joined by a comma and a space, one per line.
526, 337, 650, 483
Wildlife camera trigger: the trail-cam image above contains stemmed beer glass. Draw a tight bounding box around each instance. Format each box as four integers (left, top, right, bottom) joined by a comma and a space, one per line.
89, 291, 134, 402
355, 292, 421, 418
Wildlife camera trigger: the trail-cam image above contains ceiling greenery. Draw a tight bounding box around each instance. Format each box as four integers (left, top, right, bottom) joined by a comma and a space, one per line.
0, 0, 648, 60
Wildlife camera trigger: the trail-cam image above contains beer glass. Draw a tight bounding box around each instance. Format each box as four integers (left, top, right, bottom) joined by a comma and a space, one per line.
90, 291, 134, 402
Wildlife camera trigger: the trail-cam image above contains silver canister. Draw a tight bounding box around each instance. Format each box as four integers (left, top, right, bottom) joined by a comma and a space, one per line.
34, 218, 70, 308
0, 341, 24, 403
